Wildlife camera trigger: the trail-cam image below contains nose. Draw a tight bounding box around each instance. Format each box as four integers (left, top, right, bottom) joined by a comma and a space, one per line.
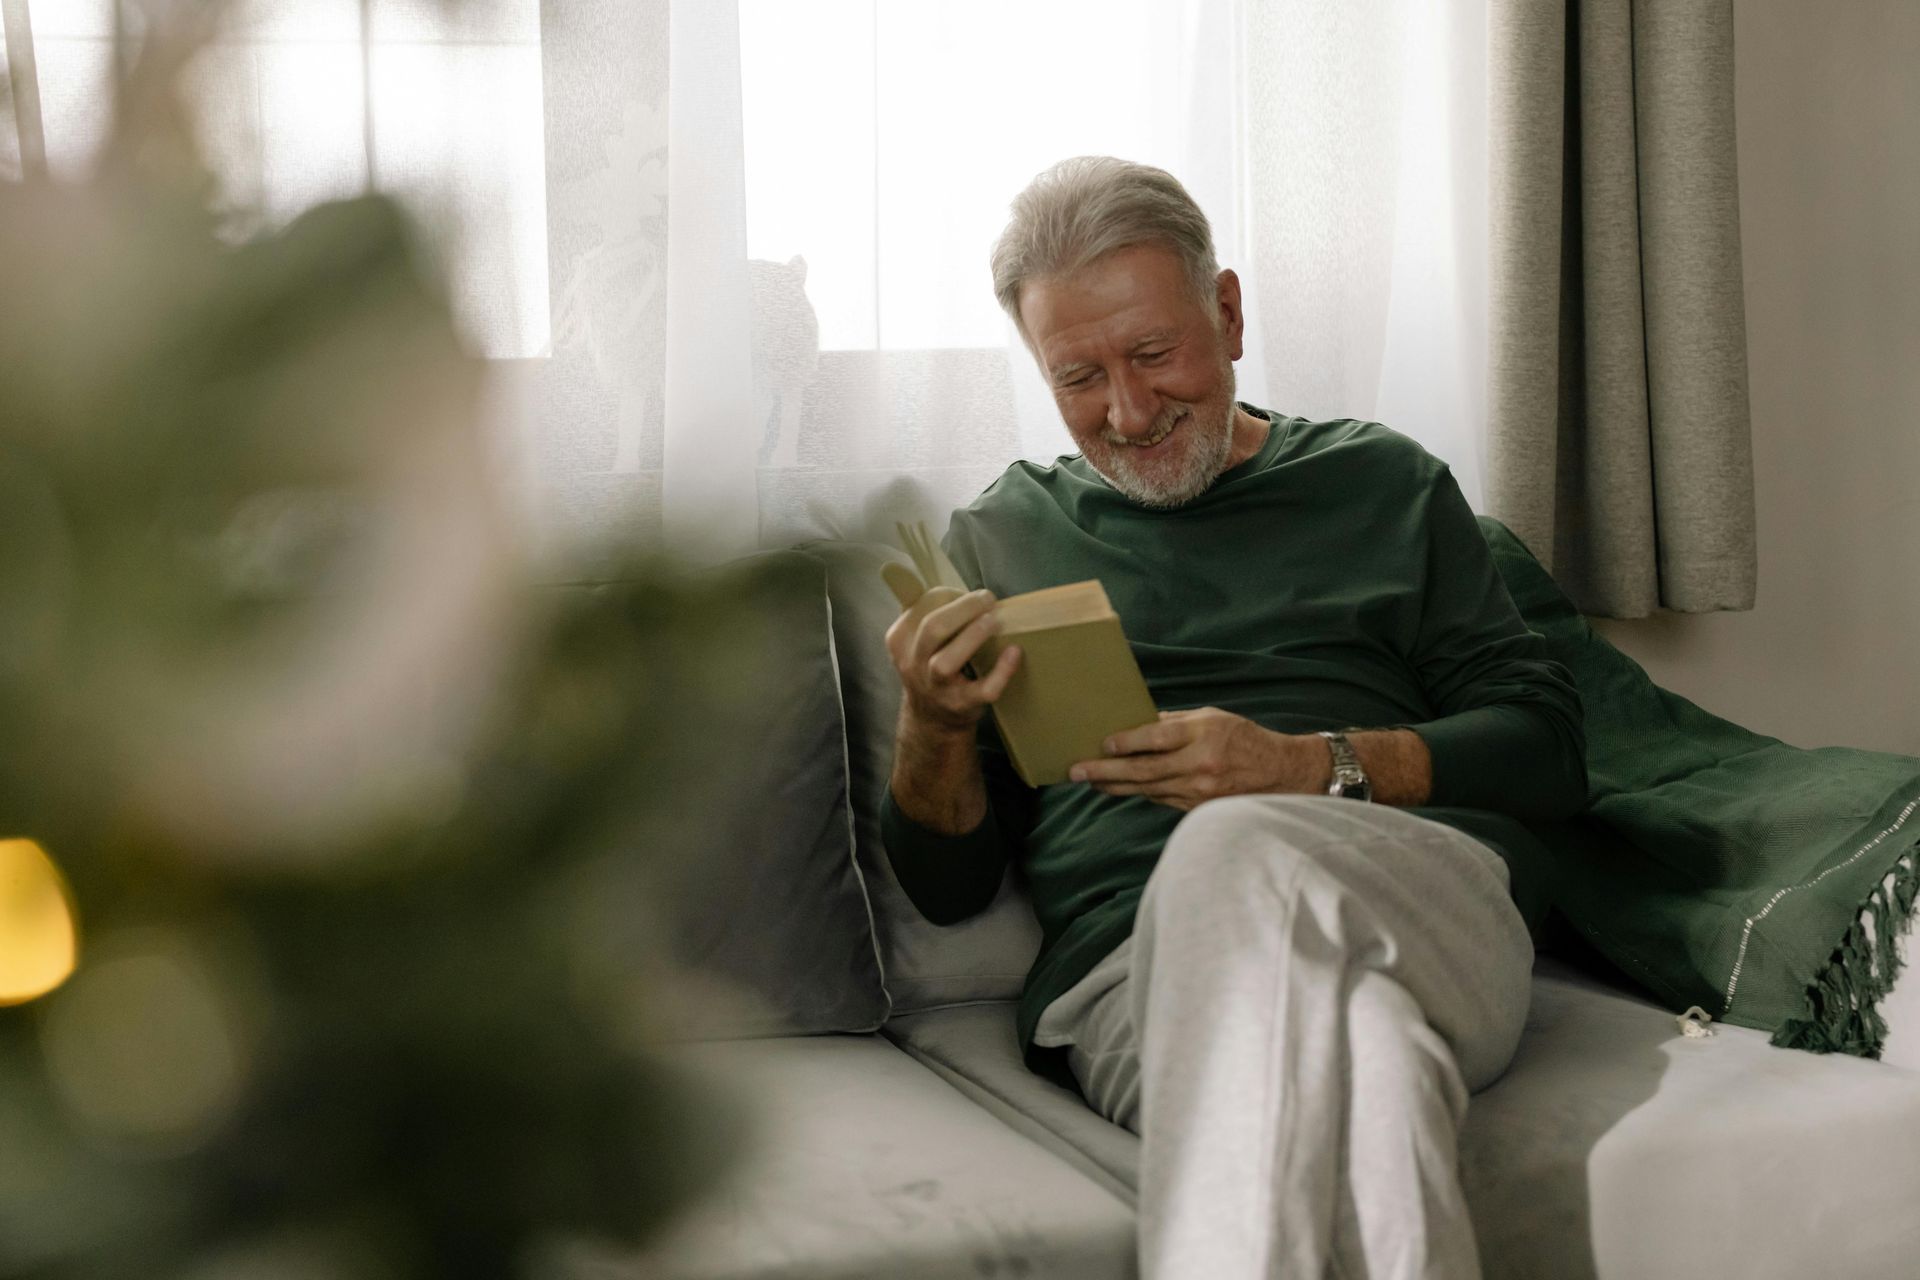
1106, 365, 1160, 439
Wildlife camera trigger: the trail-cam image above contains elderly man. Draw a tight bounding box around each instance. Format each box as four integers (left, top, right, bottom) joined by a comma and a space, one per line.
880, 157, 1586, 1279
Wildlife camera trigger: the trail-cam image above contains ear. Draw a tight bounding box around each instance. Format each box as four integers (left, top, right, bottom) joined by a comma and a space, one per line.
1213, 268, 1246, 362
789, 254, 807, 281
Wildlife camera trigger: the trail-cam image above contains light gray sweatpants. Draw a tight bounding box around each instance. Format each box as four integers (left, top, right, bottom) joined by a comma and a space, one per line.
1033, 795, 1535, 1280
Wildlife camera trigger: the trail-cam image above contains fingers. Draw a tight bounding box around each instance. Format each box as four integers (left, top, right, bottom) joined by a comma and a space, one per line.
921, 586, 993, 647
927, 606, 1001, 681
1066, 713, 1194, 785
1077, 761, 1224, 813
884, 584, 961, 653
1072, 767, 1206, 814
1069, 747, 1189, 787
885, 586, 988, 669
884, 586, 1014, 729
1102, 717, 1191, 757
974, 643, 1022, 701
1069, 707, 1234, 804
909, 589, 995, 658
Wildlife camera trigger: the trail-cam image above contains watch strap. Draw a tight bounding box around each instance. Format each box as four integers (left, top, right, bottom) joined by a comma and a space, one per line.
1317, 730, 1372, 801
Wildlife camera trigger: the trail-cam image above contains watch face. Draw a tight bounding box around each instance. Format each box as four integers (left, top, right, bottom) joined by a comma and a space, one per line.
1331, 770, 1372, 801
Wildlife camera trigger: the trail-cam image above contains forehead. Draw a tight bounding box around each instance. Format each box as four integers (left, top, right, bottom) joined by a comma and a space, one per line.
1019, 244, 1204, 368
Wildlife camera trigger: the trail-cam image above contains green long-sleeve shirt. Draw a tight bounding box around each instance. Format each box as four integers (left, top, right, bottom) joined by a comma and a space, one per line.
881, 409, 1588, 1066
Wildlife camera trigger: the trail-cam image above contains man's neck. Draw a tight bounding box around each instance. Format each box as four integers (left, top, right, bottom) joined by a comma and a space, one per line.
1222, 406, 1271, 471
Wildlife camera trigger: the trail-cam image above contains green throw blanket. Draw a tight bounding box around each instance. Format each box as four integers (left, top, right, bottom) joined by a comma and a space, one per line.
1481, 517, 1920, 1056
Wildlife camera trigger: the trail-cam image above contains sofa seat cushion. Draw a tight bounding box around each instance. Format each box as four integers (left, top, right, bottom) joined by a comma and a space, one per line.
884, 1005, 1140, 1207
1463, 958, 1920, 1280
885, 958, 1920, 1280
605, 1033, 1134, 1280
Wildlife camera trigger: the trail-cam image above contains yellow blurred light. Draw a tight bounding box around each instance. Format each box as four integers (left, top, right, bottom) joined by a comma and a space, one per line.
0, 838, 79, 1005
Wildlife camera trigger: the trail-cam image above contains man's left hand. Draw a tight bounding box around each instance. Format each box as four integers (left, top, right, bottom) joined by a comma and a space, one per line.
1067, 707, 1329, 811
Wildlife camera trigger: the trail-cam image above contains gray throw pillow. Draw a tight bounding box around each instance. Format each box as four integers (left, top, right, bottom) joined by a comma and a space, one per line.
677, 550, 889, 1036
567, 551, 889, 1039
802, 541, 1042, 1014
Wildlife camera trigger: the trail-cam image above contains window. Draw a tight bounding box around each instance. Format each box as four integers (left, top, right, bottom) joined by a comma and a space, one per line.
4, 0, 549, 358
739, 0, 1175, 352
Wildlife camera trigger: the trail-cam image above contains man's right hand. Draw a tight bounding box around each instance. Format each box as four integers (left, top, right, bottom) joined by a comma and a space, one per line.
885, 585, 1023, 835
885, 585, 1023, 736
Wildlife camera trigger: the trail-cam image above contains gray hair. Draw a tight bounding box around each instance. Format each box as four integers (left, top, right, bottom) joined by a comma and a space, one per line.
990, 156, 1221, 334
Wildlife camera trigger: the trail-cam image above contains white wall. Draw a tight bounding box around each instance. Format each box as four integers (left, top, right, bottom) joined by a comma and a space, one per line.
1588, 1, 1920, 755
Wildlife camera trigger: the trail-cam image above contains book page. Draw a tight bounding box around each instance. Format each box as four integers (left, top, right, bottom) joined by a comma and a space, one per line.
995, 580, 1115, 633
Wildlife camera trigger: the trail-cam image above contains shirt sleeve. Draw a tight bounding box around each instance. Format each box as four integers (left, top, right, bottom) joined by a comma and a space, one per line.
879, 731, 1033, 925
877, 512, 1039, 925
1401, 467, 1589, 819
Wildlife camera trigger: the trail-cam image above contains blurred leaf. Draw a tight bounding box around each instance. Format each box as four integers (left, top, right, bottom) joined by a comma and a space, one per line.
0, 8, 772, 1274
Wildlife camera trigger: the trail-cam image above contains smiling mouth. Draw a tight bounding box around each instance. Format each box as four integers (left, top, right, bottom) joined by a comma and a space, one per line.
1121, 411, 1184, 449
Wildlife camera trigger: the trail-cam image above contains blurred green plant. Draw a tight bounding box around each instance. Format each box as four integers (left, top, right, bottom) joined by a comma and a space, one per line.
0, 7, 765, 1277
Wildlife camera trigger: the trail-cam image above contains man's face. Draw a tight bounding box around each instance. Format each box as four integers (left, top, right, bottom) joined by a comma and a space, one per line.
1018, 243, 1247, 508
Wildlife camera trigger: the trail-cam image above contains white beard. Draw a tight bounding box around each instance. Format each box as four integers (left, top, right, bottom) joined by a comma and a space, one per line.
1081, 373, 1239, 508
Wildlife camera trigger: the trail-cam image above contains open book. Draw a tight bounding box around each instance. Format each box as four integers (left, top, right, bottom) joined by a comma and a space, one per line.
884, 522, 1158, 787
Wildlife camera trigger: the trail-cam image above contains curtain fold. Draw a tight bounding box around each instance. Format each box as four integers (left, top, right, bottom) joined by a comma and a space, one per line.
1245, 0, 1490, 506
549, 0, 1517, 561
2, 0, 49, 178
527, 0, 1503, 562
1488, 0, 1755, 618
661, 0, 757, 560
537, 0, 669, 558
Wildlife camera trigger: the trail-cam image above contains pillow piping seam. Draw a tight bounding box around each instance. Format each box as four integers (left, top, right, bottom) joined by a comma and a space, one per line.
817, 563, 896, 1028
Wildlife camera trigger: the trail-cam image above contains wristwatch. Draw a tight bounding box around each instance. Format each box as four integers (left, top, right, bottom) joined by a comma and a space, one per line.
1317, 730, 1372, 802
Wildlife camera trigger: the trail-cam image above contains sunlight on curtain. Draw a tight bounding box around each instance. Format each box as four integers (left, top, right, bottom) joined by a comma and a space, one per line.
0, 10, 25, 178
8, 0, 1492, 563
531, 0, 669, 558
1246, 0, 1490, 506
6, 0, 115, 178
731, 0, 1290, 552
13, 0, 548, 359
725, 0, 1489, 552
741, 0, 1169, 354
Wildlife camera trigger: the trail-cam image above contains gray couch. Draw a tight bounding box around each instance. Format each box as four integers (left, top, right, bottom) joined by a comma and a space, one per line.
590, 542, 1920, 1280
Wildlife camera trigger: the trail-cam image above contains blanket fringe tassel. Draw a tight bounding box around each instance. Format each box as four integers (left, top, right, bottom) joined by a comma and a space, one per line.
1772, 845, 1920, 1056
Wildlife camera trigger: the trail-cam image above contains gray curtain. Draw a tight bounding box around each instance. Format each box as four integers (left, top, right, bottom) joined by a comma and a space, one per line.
1489, 0, 1755, 618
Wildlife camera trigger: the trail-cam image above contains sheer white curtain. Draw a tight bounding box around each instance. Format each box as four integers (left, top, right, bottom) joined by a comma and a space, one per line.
624, 0, 1490, 563
724, 0, 1280, 557
1246, 0, 1491, 506
3, 0, 548, 356
5, 0, 1491, 561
